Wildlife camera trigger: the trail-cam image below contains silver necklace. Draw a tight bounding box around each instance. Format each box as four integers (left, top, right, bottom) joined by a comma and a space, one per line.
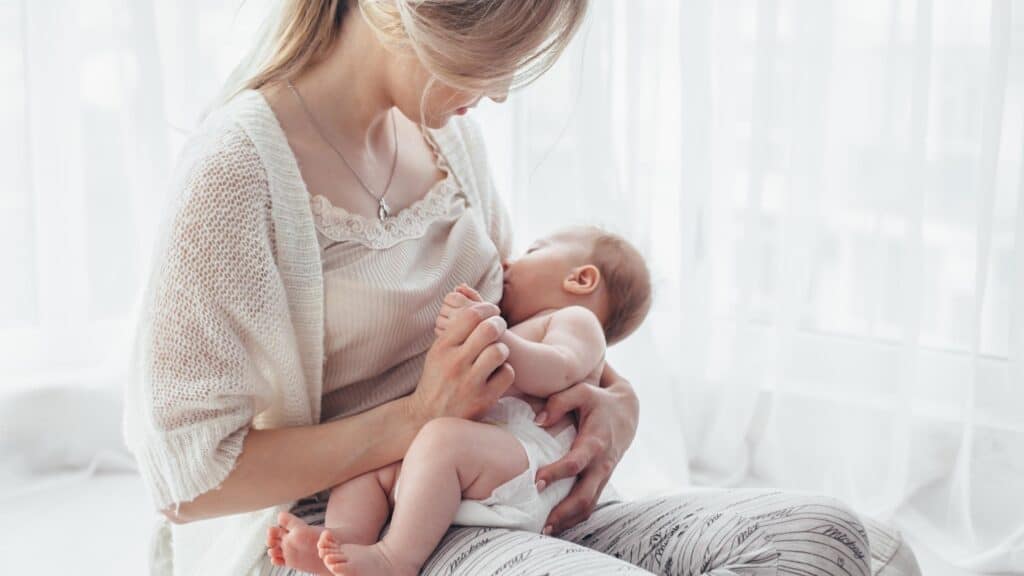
287, 79, 398, 221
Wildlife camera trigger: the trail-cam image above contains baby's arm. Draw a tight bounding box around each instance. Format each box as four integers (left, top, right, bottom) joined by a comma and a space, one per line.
499, 306, 606, 398
435, 285, 606, 397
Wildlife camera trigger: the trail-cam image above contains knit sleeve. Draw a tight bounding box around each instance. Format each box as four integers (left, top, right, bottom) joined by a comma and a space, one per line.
125, 120, 293, 512
457, 116, 515, 261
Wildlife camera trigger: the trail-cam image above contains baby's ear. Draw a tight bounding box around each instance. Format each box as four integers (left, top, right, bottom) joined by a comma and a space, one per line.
563, 264, 602, 295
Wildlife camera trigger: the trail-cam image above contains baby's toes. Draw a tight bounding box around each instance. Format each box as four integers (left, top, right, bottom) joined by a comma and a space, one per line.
323, 551, 349, 574
317, 530, 340, 556
282, 538, 301, 558
278, 511, 304, 528
267, 525, 283, 547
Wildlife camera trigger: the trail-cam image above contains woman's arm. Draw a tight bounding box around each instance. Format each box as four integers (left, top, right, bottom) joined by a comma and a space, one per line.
129, 127, 515, 524
165, 301, 514, 524
532, 361, 640, 535
165, 395, 425, 523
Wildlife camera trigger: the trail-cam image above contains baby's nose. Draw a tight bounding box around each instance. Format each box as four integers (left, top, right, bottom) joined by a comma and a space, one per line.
501, 259, 511, 273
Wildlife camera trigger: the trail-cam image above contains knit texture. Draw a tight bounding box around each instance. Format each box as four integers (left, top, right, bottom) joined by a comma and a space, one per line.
122, 89, 512, 576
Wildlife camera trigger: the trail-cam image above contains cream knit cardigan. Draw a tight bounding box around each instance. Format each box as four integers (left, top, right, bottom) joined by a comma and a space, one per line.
123, 90, 511, 576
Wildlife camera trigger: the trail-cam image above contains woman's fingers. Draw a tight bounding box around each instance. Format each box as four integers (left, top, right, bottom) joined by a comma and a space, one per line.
468, 341, 510, 384
457, 313, 506, 361
464, 332, 509, 394
534, 436, 598, 492
484, 362, 515, 396
543, 464, 609, 535
441, 302, 501, 347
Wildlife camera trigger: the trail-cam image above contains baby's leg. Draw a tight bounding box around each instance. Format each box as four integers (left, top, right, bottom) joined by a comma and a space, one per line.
268, 463, 399, 575
323, 461, 402, 544
318, 418, 528, 576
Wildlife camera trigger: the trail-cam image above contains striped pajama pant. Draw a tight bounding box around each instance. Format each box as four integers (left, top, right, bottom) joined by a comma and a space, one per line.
260, 488, 919, 575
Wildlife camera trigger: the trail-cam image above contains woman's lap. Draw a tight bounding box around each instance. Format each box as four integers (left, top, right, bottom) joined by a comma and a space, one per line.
558, 488, 919, 576
258, 493, 651, 575
259, 487, 919, 576
420, 523, 655, 575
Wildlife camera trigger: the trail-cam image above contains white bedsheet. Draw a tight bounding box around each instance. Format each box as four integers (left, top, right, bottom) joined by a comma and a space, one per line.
0, 472, 156, 575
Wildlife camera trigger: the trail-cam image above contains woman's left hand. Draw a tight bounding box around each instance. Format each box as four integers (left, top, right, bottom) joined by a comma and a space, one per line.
532, 362, 639, 536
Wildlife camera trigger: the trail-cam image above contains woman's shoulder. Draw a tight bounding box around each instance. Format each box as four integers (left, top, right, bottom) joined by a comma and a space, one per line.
183, 90, 278, 169
429, 115, 515, 259
427, 115, 496, 202
171, 91, 283, 210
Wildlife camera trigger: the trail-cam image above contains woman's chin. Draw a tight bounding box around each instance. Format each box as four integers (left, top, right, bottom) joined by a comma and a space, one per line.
429, 107, 473, 128
420, 114, 453, 130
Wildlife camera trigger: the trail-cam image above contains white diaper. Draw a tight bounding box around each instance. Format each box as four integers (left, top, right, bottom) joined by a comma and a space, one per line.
392, 396, 576, 534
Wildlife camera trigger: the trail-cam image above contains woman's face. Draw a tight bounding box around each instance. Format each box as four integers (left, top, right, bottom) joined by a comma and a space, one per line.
389, 56, 509, 128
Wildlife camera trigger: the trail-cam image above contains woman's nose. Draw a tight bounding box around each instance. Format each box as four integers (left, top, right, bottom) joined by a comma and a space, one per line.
489, 92, 508, 104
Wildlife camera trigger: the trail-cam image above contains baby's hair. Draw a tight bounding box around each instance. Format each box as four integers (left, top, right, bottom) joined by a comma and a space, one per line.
576, 225, 652, 345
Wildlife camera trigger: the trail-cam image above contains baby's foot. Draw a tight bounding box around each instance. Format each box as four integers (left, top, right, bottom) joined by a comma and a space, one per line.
318, 532, 417, 576
266, 511, 330, 575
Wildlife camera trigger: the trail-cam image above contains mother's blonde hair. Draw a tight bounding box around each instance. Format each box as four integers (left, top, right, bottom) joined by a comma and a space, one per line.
219, 0, 587, 106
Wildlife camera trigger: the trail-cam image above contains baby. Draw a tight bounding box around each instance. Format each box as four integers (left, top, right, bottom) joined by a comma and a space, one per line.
267, 225, 652, 576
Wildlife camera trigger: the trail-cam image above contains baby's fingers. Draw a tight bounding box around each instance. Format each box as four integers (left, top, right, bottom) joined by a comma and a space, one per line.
444, 291, 472, 309
457, 283, 484, 302
439, 292, 473, 324
435, 315, 453, 336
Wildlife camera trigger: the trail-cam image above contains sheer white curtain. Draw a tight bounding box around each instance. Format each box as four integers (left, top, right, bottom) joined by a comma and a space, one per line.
474, 0, 1024, 572
3, 0, 1022, 572
0, 0, 273, 392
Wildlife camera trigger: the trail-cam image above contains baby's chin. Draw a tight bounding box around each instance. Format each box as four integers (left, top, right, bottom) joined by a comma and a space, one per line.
497, 295, 513, 322
497, 295, 526, 326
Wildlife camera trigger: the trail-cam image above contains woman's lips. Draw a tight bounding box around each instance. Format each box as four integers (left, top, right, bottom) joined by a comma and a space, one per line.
455, 107, 468, 115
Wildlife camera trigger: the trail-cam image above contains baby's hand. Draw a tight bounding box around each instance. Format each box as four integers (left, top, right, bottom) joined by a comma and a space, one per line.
435, 283, 485, 337
455, 283, 483, 302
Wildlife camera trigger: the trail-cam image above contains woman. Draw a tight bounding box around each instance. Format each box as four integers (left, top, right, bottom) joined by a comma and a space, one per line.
124, 1, 922, 574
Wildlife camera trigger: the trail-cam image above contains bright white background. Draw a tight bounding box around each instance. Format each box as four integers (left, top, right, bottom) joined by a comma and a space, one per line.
1, 1, 1022, 574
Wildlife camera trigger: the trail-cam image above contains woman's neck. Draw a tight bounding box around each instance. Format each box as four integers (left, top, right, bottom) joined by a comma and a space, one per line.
289, 7, 396, 148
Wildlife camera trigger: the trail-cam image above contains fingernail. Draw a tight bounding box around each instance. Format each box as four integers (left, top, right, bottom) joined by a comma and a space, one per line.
542, 525, 553, 535
535, 479, 546, 492
534, 411, 547, 424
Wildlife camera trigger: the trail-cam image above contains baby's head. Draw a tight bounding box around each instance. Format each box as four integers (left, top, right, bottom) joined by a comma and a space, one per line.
499, 225, 652, 345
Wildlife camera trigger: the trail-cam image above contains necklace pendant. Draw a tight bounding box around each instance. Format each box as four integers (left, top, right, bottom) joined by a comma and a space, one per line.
378, 197, 390, 222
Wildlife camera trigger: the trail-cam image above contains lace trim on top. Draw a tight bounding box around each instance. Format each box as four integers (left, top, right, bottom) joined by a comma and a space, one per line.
310, 125, 461, 250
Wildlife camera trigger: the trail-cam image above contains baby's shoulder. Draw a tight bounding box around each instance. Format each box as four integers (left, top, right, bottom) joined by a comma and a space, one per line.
549, 306, 606, 343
